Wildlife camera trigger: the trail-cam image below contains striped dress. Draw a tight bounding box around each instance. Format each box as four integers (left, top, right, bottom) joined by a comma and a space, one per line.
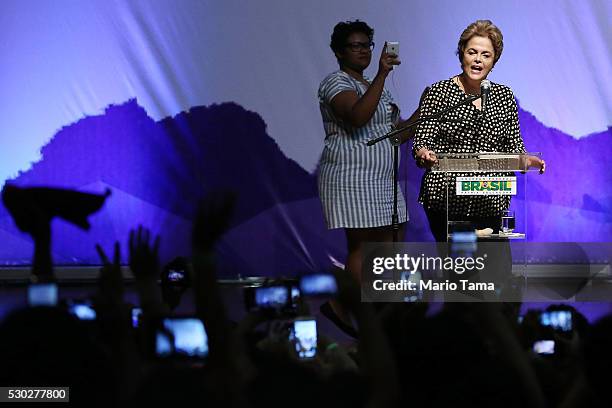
317, 70, 408, 229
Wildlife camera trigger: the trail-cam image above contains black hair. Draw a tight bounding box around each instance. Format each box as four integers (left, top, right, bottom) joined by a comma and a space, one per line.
330, 20, 374, 54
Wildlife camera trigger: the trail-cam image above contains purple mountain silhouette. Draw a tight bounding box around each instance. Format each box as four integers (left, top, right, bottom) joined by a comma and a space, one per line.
0, 100, 333, 276
0, 99, 609, 274
8, 100, 316, 222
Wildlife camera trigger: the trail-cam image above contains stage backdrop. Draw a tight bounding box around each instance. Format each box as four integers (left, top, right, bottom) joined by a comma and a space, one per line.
0, 0, 610, 277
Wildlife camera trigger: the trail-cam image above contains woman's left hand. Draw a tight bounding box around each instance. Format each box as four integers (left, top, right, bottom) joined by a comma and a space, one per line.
531, 156, 546, 174
522, 155, 546, 174
539, 158, 546, 174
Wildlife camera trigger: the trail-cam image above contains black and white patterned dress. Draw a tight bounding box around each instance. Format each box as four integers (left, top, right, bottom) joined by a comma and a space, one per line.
317, 70, 408, 229
413, 78, 526, 218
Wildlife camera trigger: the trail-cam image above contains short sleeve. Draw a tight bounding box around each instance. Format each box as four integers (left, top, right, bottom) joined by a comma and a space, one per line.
318, 72, 357, 106
413, 84, 439, 158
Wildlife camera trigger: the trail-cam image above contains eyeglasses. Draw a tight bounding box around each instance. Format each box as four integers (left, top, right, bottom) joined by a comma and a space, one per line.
345, 41, 374, 52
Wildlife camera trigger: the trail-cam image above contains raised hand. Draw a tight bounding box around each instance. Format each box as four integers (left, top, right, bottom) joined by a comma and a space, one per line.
192, 191, 237, 252
128, 226, 166, 317
95, 241, 123, 306
128, 226, 160, 281
331, 267, 400, 407
94, 242, 143, 403
190, 192, 237, 321
377, 41, 401, 77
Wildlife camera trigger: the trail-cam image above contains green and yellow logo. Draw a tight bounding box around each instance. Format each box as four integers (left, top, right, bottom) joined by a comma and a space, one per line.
456, 177, 516, 195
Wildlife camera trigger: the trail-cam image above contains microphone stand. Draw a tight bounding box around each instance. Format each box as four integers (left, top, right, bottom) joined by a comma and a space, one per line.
367, 94, 481, 242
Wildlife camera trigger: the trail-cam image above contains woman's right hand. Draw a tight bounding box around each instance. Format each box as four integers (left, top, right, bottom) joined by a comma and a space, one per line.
377, 41, 400, 78
416, 147, 437, 168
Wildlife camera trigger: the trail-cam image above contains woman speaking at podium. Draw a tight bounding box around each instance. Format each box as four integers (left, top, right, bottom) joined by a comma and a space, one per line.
414, 20, 545, 242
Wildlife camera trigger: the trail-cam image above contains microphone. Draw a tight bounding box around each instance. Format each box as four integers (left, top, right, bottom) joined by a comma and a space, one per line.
480, 79, 491, 113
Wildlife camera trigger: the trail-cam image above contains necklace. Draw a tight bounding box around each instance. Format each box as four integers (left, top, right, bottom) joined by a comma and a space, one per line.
455, 75, 483, 111
455, 75, 479, 95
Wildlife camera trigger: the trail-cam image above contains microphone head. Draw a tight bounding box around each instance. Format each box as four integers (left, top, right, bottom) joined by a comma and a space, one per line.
480, 79, 491, 92
479, 79, 491, 115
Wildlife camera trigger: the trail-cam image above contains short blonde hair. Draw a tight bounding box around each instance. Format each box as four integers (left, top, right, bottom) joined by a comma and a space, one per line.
457, 20, 504, 65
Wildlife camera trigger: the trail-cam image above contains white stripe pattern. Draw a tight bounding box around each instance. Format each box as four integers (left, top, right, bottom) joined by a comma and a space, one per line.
317, 70, 408, 229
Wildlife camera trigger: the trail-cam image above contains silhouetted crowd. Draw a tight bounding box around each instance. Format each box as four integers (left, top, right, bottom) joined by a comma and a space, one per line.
0, 188, 610, 407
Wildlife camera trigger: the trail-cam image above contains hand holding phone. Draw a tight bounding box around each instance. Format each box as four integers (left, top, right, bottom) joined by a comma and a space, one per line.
379, 41, 400, 74
540, 310, 572, 332
385, 41, 400, 70
533, 340, 555, 355
155, 317, 209, 359
290, 317, 317, 360
244, 285, 290, 312
66, 300, 96, 320
27, 283, 58, 307
385, 41, 399, 57
299, 274, 337, 297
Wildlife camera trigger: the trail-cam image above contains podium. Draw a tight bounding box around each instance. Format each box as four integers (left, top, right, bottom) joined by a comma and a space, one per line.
430, 152, 542, 242
424, 152, 542, 298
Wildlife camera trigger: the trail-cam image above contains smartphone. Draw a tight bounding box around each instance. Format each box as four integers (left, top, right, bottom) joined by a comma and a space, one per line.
244, 285, 290, 311
299, 274, 337, 297
290, 318, 317, 360
131, 307, 143, 328
256, 285, 289, 308
67, 300, 97, 320
289, 285, 301, 311
400, 270, 423, 302
540, 310, 572, 332
167, 269, 186, 283
27, 283, 58, 307
385, 41, 399, 56
161, 267, 189, 288
450, 230, 477, 257
533, 340, 555, 355
155, 317, 208, 359
291, 285, 301, 302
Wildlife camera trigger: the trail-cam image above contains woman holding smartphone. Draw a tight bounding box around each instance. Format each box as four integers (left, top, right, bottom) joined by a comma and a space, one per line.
317, 20, 414, 335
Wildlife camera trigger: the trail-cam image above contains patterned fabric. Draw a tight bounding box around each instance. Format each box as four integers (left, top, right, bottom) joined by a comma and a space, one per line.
317, 70, 407, 229
413, 78, 526, 217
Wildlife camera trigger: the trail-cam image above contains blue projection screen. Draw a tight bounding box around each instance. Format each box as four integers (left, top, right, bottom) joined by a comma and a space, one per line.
0, 0, 610, 276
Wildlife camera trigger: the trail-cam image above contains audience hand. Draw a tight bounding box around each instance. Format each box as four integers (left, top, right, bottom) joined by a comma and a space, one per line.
192, 191, 236, 253
95, 241, 124, 307
129, 226, 160, 282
